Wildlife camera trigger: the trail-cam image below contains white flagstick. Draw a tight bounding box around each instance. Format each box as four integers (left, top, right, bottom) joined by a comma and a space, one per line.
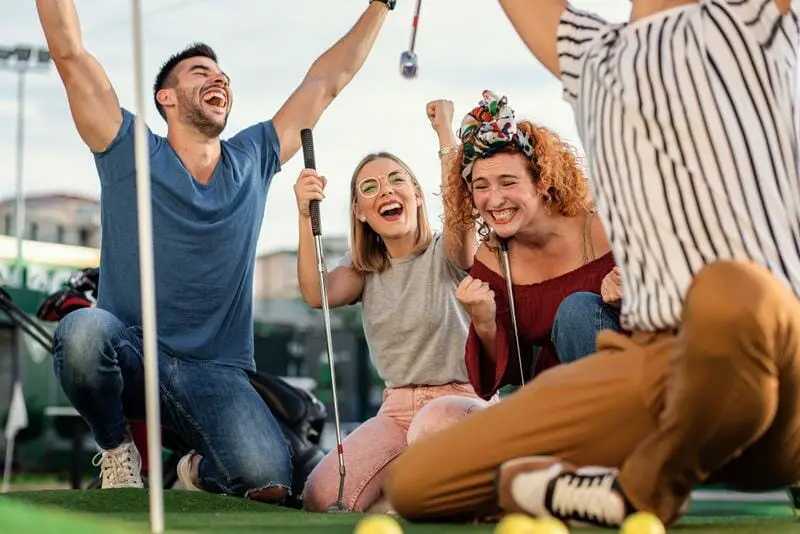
130, 1, 164, 532
1, 381, 28, 493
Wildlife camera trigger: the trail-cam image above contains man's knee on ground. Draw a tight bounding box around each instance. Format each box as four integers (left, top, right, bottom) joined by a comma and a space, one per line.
407, 395, 487, 445
247, 486, 289, 503
229, 449, 292, 502
54, 308, 119, 381
239, 466, 291, 503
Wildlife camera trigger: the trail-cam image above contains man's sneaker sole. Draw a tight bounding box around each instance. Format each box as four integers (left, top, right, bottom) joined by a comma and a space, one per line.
177, 451, 202, 492
496, 455, 574, 516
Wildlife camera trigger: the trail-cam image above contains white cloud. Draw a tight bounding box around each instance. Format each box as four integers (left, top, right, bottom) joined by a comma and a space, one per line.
0, 0, 629, 253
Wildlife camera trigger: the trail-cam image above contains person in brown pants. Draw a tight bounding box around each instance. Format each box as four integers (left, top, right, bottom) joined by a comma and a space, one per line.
385, 0, 800, 529
387, 260, 800, 527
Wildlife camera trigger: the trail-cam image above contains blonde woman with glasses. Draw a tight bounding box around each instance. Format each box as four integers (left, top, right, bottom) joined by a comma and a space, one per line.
295, 100, 494, 513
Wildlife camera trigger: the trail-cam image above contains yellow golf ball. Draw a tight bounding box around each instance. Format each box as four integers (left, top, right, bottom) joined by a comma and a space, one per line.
533, 517, 569, 534
353, 514, 404, 534
494, 513, 539, 534
621, 512, 666, 534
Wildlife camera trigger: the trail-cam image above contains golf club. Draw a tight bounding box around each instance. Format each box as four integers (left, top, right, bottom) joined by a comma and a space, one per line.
0, 287, 55, 352
300, 128, 348, 513
399, 0, 422, 79
499, 239, 528, 387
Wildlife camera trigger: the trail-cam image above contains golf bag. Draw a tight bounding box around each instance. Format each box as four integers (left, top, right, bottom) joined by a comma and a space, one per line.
30, 268, 327, 505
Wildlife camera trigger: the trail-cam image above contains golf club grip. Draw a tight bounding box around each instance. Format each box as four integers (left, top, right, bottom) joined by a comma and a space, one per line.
301, 128, 322, 236
309, 202, 321, 237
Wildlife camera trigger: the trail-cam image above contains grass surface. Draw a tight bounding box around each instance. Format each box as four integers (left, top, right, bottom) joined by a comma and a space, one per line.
1, 489, 797, 533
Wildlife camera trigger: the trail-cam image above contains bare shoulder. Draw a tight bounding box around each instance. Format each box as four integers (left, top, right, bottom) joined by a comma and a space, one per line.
589, 212, 613, 257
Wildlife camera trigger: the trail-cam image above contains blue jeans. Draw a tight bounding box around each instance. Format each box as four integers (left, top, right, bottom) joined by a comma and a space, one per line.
52, 307, 292, 497
551, 291, 622, 364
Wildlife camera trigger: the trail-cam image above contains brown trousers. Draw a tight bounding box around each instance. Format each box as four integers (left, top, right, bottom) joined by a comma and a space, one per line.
386, 261, 800, 524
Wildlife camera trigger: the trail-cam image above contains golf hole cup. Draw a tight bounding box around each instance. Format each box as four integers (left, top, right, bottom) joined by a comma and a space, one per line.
399, 50, 418, 79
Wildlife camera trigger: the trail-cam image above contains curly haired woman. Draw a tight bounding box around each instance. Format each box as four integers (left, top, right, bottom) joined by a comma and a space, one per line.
446, 90, 622, 400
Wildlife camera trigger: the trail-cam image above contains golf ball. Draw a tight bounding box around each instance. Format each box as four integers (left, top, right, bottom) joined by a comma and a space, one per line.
533, 517, 569, 534
353, 514, 404, 534
494, 513, 538, 534
621, 512, 665, 534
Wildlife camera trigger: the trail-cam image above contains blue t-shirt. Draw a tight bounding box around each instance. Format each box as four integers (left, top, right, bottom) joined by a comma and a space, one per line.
93, 109, 281, 371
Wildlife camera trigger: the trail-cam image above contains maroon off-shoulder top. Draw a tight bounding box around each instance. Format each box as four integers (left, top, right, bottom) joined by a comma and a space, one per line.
465, 251, 616, 400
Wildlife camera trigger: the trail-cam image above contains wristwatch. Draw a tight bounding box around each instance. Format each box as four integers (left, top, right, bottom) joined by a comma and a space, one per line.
370, 0, 396, 10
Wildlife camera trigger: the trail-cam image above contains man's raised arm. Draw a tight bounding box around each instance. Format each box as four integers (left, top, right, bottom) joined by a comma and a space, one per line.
36, 0, 121, 153
272, 1, 391, 164
497, 0, 568, 78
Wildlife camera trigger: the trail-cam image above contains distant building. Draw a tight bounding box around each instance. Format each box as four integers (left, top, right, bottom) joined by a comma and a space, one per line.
0, 194, 100, 248
253, 235, 349, 301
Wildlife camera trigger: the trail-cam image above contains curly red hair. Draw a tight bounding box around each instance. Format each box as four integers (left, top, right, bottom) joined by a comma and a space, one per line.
443, 121, 593, 243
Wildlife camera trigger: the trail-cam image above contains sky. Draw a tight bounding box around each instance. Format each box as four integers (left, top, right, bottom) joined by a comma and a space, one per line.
0, 0, 630, 255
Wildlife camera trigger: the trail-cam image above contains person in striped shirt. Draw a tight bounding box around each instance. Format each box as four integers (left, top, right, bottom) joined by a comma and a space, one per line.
386, 0, 800, 529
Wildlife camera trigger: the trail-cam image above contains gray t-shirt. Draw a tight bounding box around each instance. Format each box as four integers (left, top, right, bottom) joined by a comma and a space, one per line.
342, 233, 471, 388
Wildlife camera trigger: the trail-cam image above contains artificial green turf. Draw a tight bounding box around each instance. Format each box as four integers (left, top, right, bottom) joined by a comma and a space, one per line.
1, 490, 797, 533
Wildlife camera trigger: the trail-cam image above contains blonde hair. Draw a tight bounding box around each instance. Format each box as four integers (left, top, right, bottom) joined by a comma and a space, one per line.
349, 152, 433, 273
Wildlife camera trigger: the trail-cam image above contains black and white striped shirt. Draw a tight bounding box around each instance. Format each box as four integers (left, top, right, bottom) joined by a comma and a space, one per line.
558, 0, 800, 331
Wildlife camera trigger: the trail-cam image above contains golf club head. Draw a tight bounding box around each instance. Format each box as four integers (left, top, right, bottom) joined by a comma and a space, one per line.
325, 501, 350, 514
399, 50, 418, 79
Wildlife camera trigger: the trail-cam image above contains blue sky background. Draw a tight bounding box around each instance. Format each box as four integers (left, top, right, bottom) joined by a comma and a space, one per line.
0, 0, 630, 253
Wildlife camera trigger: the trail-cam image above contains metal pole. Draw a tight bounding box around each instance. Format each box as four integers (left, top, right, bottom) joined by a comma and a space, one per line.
129, 3, 165, 532
14, 67, 26, 265
6, 64, 28, 494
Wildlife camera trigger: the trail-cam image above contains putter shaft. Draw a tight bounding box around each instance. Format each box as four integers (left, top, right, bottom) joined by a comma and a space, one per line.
313, 236, 347, 506
500, 247, 527, 387
408, 0, 422, 52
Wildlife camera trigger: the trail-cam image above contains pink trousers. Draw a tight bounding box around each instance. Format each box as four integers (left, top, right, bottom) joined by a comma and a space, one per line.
302, 381, 495, 512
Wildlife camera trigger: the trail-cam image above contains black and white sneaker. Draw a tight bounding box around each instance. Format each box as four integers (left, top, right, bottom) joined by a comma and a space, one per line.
497, 456, 627, 529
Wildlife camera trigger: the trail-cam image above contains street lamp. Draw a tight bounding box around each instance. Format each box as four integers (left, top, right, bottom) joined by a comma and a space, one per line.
0, 45, 51, 265
0, 46, 50, 494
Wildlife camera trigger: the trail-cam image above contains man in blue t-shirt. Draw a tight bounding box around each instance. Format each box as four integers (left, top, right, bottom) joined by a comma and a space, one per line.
36, 0, 397, 503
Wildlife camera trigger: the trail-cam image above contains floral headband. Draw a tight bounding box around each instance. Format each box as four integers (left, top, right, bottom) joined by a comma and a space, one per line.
458, 90, 535, 183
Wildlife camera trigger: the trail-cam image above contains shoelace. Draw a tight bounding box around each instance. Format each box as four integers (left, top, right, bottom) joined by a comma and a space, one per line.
548, 471, 622, 526
92, 448, 137, 485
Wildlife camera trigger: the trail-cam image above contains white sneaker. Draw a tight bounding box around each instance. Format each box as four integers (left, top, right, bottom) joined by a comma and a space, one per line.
92, 440, 144, 489
497, 456, 626, 528
177, 450, 202, 491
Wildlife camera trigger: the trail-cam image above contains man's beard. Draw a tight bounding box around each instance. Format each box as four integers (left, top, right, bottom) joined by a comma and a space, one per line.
177, 88, 228, 138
